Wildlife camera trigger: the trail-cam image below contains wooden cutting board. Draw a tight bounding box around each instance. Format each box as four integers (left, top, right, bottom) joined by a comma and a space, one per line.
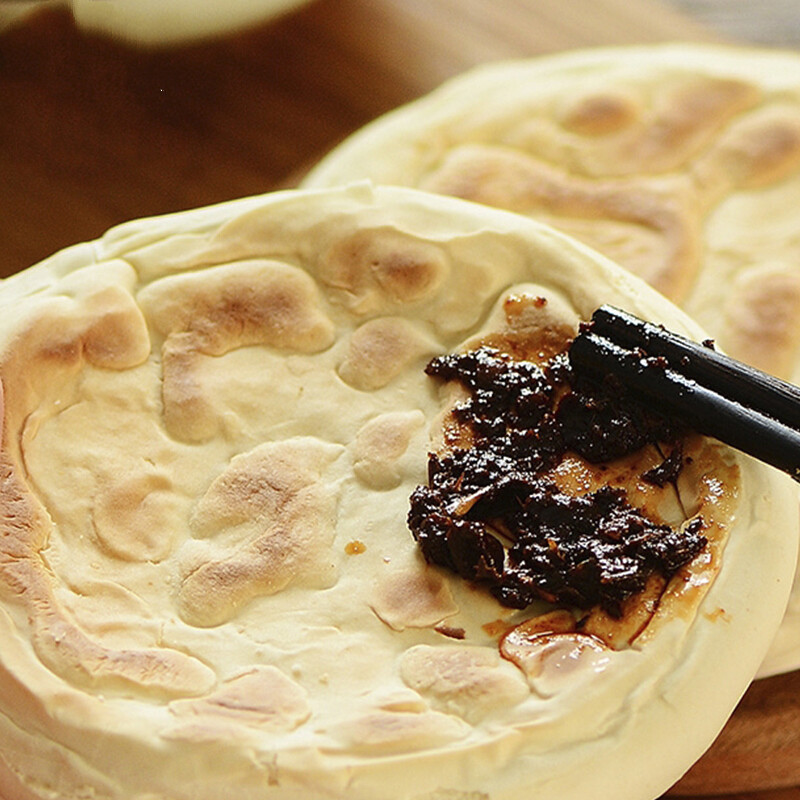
1, 2, 799, 798
673, 669, 800, 796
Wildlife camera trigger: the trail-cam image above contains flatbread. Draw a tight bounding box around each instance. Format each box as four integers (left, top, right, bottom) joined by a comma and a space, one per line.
0, 0, 311, 45
0, 183, 794, 800
303, 43, 800, 677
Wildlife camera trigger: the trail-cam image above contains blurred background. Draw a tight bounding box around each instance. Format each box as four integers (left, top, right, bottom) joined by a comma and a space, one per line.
1, 1, 800, 799
670, 0, 800, 46
0, 0, 791, 279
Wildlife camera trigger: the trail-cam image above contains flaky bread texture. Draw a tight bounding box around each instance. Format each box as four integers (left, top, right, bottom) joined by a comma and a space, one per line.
0, 184, 795, 800
303, 44, 800, 676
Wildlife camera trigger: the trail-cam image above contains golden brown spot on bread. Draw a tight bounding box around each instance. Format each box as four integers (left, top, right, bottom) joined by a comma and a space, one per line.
178, 438, 341, 627
79, 286, 152, 370
160, 333, 218, 442
139, 260, 335, 441
515, 76, 758, 178
422, 144, 700, 300
338, 317, 436, 391
189, 438, 339, 536
371, 567, 458, 631
331, 708, 470, 755
354, 412, 417, 461
0, 453, 50, 559
560, 92, 640, 136
352, 410, 425, 490
318, 229, 449, 314
722, 265, 800, 379
21, 286, 149, 376
621, 77, 759, 173
91, 470, 184, 562
5, 272, 150, 379
703, 106, 800, 191
399, 644, 529, 722
141, 259, 334, 354
169, 666, 310, 732
0, 283, 151, 443
345, 540, 367, 555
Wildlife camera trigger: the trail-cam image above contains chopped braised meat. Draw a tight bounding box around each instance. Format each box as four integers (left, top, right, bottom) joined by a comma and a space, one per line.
408, 344, 706, 618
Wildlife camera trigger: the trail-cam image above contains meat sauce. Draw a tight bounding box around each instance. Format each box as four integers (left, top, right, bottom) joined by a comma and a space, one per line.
407, 338, 707, 619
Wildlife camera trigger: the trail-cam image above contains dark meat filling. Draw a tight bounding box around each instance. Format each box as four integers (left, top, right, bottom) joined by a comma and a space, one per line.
408, 345, 707, 618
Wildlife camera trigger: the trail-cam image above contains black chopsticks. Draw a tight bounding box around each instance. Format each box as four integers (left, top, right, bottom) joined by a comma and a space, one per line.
569, 305, 800, 482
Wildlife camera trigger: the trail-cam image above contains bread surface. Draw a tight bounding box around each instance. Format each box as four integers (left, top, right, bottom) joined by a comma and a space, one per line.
0, 184, 795, 800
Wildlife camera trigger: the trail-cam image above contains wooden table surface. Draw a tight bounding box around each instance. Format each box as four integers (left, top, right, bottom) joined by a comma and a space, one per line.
1, 1, 799, 798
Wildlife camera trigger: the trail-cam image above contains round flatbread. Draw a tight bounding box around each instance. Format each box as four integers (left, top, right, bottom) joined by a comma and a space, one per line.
0, 183, 794, 800
0, 0, 311, 44
303, 43, 800, 677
